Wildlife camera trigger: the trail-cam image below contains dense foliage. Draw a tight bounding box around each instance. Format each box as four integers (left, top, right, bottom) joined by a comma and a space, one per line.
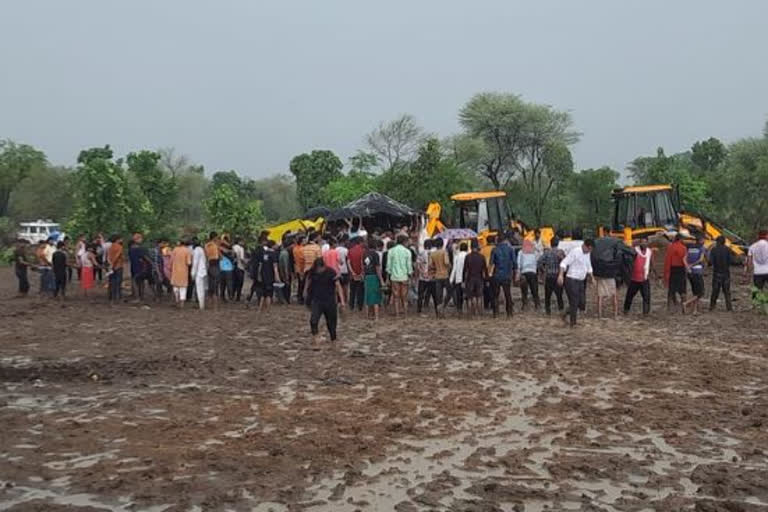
1, 92, 767, 246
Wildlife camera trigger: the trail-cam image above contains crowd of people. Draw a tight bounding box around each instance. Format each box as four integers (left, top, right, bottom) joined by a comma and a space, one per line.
10, 224, 768, 341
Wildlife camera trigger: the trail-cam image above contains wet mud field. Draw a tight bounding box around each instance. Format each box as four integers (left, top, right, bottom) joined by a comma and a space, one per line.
1, 268, 767, 512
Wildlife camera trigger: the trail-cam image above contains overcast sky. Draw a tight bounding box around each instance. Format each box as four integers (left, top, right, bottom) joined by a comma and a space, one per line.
2, 1, 767, 179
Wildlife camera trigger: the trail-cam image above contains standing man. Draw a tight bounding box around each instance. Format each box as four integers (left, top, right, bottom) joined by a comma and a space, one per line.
386, 234, 414, 317
517, 239, 541, 311
13, 239, 33, 297
348, 237, 366, 312
336, 234, 350, 305
746, 230, 768, 294
463, 241, 488, 317
708, 236, 732, 311
205, 232, 221, 308
232, 237, 247, 302
429, 238, 451, 317
558, 239, 595, 327
664, 234, 688, 313
278, 239, 293, 304
449, 242, 469, 315
538, 238, 565, 315
52, 241, 69, 300
490, 234, 516, 318
170, 239, 192, 308
623, 237, 654, 315
293, 236, 306, 304
683, 234, 706, 315
191, 237, 207, 310
416, 239, 433, 314
107, 235, 124, 305
481, 235, 496, 310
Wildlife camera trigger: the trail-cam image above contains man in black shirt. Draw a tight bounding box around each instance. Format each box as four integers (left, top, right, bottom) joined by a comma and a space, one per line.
52, 242, 69, 299
13, 239, 33, 297
709, 236, 732, 311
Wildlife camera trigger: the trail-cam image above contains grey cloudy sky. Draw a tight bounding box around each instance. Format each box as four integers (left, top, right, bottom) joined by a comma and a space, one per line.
2, 1, 767, 178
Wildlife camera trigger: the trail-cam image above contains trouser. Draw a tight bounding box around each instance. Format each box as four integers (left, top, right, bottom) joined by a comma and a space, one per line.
54, 274, 67, 297
134, 273, 148, 300
67, 266, 73, 283
565, 277, 586, 326
349, 278, 364, 311
39, 268, 53, 294
95, 265, 103, 282
483, 279, 493, 309
233, 268, 245, 301
246, 278, 260, 303
280, 274, 292, 304
754, 274, 768, 291
417, 280, 435, 312
624, 280, 651, 315
219, 271, 233, 300
491, 278, 514, 317
16, 267, 30, 294
310, 301, 338, 341
453, 284, 464, 312
207, 263, 220, 297
433, 279, 448, 315
195, 275, 207, 310
296, 274, 306, 304
109, 268, 123, 301
520, 272, 540, 309
544, 275, 564, 314
710, 273, 732, 311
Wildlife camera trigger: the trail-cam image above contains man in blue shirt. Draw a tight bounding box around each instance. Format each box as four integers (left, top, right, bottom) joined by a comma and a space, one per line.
490, 233, 517, 317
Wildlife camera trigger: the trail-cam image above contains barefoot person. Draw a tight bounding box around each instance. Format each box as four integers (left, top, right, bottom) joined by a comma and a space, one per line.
13, 239, 33, 297
363, 238, 384, 321
683, 235, 706, 315
305, 257, 345, 344
463, 240, 488, 318
170, 239, 192, 308
558, 239, 595, 327
664, 234, 687, 313
623, 237, 654, 315
386, 234, 413, 317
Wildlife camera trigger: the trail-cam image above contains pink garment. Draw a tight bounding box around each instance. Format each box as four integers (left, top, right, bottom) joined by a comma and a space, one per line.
323, 248, 340, 274
162, 253, 172, 280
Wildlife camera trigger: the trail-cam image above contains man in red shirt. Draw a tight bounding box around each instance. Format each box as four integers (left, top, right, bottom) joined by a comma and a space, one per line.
624, 237, 655, 315
664, 234, 687, 313
347, 237, 366, 312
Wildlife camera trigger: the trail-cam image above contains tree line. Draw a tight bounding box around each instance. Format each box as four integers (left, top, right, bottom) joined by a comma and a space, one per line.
1, 91, 767, 249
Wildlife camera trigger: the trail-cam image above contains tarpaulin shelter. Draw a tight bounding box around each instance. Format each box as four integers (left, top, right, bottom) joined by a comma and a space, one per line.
302, 206, 332, 220
265, 218, 325, 243
326, 193, 416, 227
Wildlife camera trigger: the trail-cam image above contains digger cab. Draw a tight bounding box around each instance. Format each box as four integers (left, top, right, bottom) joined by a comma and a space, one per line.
610, 185, 679, 238
451, 191, 510, 238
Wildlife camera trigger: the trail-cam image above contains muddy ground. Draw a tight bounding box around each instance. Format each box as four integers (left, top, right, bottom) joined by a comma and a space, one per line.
1, 267, 767, 512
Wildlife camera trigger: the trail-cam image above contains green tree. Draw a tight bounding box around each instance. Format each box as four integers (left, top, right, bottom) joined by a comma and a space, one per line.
714, 137, 768, 237
204, 183, 265, 240
68, 145, 135, 236
250, 174, 302, 222
126, 150, 179, 225
458, 92, 580, 199
321, 171, 377, 208
289, 150, 343, 210
176, 165, 208, 228
9, 165, 75, 222
691, 137, 727, 174
0, 140, 47, 217
566, 167, 620, 227
366, 114, 426, 169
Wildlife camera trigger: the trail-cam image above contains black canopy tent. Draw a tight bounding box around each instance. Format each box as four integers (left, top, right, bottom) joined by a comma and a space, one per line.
302, 206, 332, 220
325, 192, 417, 228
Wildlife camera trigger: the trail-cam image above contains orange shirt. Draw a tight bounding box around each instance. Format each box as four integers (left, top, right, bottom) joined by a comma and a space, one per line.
292, 244, 305, 275
664, 240, 687, 283
170, 246, 192, 287
204, 241, 220, 261
302, 243, 322, 273
108, 242, 124, 269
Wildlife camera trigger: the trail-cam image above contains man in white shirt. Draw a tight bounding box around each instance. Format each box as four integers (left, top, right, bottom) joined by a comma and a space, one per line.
336, 235, 350, 303
449, 242, 469, 314
191, 238, 208, 310
746, 230, 768, 292
232, 238, 247, 301
557, 239, 595, 327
